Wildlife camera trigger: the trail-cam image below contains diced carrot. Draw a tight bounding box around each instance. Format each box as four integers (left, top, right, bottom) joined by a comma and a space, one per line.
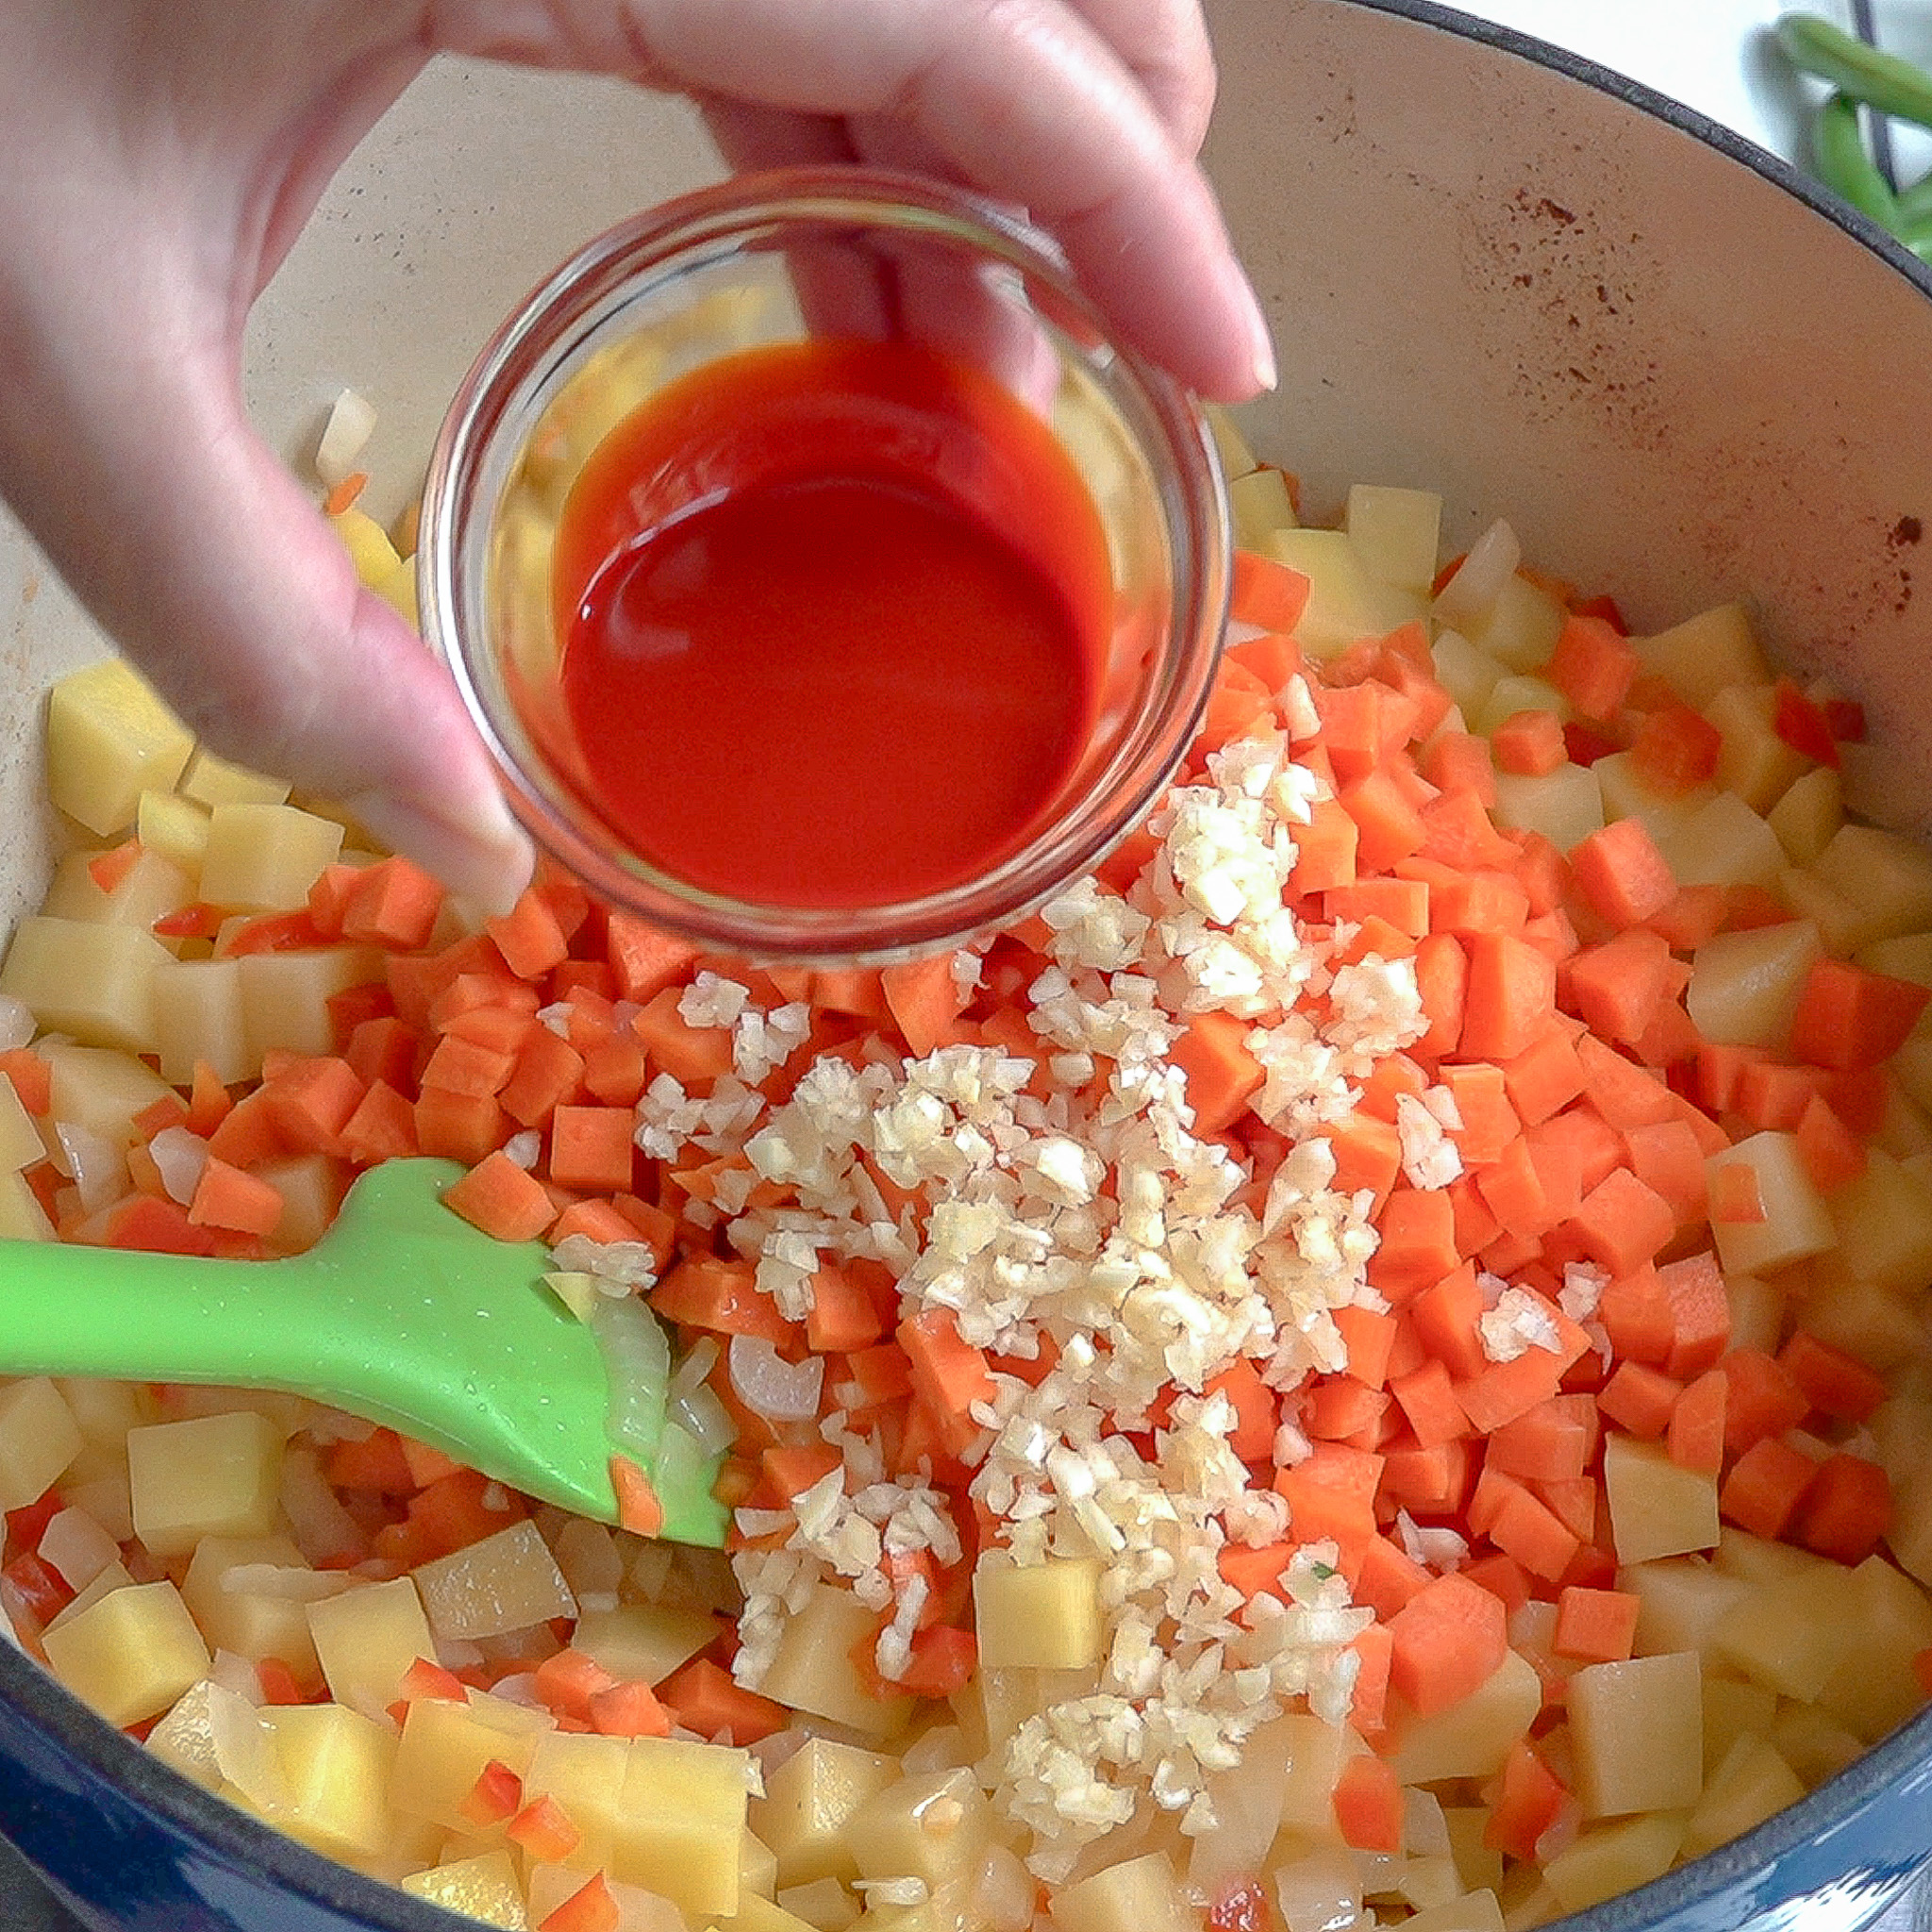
1390, 1358, 1467, 1451
1274, 1443, 1382, 1556
880, 953, 972, 1058
187, 1158, 284, 1238
458, 1757, 525, 1829
261, 1056, 365, 1156
1409, 1263, 1488, 1382
1455, 1348, 1569, 1436
1332, 1306, 1398, 1391
1418, 789, 1519, 870
604, 914, 697, 1005
658, 1657, 790, 1743
1789, 1453, 1891, 1566
508, 1792, 583, 1863
1439, 1064, 1519, 1168
326, 1427, 417, 1493
532, 1647, 616, 1724
1567, 1167, 1674, 1276
1196, 659, 1275, 756
1547, 613, 1637, 722
1366, 1188, 1459, 1302
1350, 1622, 1393, 1739
1719, 1435, 1817, 1540
1647, 884, 1728, 953
803, 1264, 886, 1356
1387, 1572, 1507, 1717
1226, 628, 1303, 693
1491, 709, 1567, 776
1474, 1136, 1554, 1242
1171, 1009, 1264, 1135
1339, 769, 1427, 873
1773, 677, 1840, 768
1794, 1092, 1868, 1194
1629, 702, 1723, 793
1487, 1394, 1598, 1481
1561, 926, 1674, 1047
1657, 1252, 1730, 1379
653, 1255, 797, 1345
1419, 729, 1497, 807
0, 1048, 51, 1119
413, 1088, 507, 1164
1623, 1119, 1708, 1227
1484, 1740, 1570, 1861
539, 1873, 618, 1932
1459, 934, 1557, 1061
337, 1081, 418, 1167
1324, 876, 1430, 937
1549, 1586, 1641, 1665
1304, 1375, 1391, 1445
1219, 1541, 1294, 1603
1666, 1369, 1727, 1475
1354, 1533, 1432, 1621
1709, 1162, 1767, 1225
1323, 1112, 1402, 1207
1206, 1356, 1279, 1459
1717, 1348, 1810, 1458
1597, 1361, 1682, 1440
1780, 1328, 1890, 1424
500, 1028, 586, 1129
546, 1106, 638, 1193
1488, 1481, 1579, 1581
608, 1455, 664, 1538
1333, 1754, 1403, 1853
1500, 1028, 1585, 1128
1570, 818, 1677, 930
630, 986, 734, 1088
1231, 550, 1311, 632
1379, 1436, 1470, 1515
441, 1152, 555, 1243
1790, 957, 1932, 1072
897, 1309, 997, 1457
486, 889, 570, 980
340, 856, 445, 950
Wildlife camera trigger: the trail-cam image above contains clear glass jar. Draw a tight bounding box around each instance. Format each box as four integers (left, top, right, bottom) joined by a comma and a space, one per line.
418, 167, 1229, 962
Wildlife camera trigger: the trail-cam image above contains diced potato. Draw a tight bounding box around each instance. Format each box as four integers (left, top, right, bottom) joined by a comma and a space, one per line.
1392, 1649, 1541, 1784
1706, 1132, 1835, 1276
752, 1737, 899, 1887
180, 1534, 336, 1689
1705, 685, 1807, 813
127, 1410, 285, 1557
0, 915, 169, 1053
1345, 485, 1441, 593
728, 1895, 820, 1932
1768, 1700, 1863, 1786
1702, 1674, 1778, 1774
308, 1575, 437, 1713
153, 957, 249, 1086
260, 1701, 399, 1862
1630, 603, 1768, 708
1567, 1651, 1702, 1816
198, 802, 346, 912
1266, 527, 1426, 660
1812, 1556, 1932, 1742
1603, 1436, 1718, 1565
1767, 764, 1843, 865
0, 1171, 53, 1241
45, 658, 195, 837
1624, 1559, 1746, 1667
1274, 1710, 1360, 1842
1441, 1807, 1507, 1899
1592, 753, 1715, 848
758, 1582, 914, 1739
180, 747, 292, 810
1709, 1564, 1844, 1701
1474, 673, 1569, 739
1205, 403, 1258, 480
1810, 823, 1932, 942
147, 1679, 225, 1792
0, 1077, 42, 1172
1682, 1735, 1804, 1858
1826, 1150, 1932, 1291
1857, 931, 1932, 989
1724, 1271, 1786, 1357
524, 1727, 630, 1869
1791, 1265, 1924, 1374
1685, 921, 1823, 1050
848, 1766, 994, 1892
1396, 1893, 1506, 1932
59, 1375, 157, 1447
414, 1520, 575, 1643
1273, 1846, 1364, 1932
136, 787, 214, 880
42, 1042, 173, 1147
390, 1690, 548, 1829
1491, 763, 1605, 852
609, 1735, 752, 1915
1778, 866, 1887, 958
1460, 573, 1566, 674
775, 1877, 861, 1931
1230, 467, 1298, 550
42, 1579, 210, 1725
397, 1849, 529, 1929
0, 1376, 85, 1511
239, 946, 383, 1068
1541, 1813, 1687, 1914
255, 1152, 350, 1255
572, 1600, 723, 1686
973, 1554, 1103, 1670
1658, 791, 1785, 889
331, 506, 402, 588
1053, 1851, 1197, 1932
1431, 629, 1506, 716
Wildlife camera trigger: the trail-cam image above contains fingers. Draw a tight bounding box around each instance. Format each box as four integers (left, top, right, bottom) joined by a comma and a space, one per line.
443, 0, 1273, 398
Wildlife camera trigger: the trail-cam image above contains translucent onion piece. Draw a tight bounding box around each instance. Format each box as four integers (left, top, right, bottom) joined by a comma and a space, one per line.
727, 1333, 823, 1423
54, 1121, 122, 1212
591, 1293, 671, 1466
502, 1129, 541, 1170
1432, 516, 1521, 628
0, 994, 33, 1051
671, 1381, 735, 1457
669, 1335, 720, 1403
221, 1564, 354, 1605
36, 1508, 120, 1592
277, 1447, 366, 1567
648, 1420, 713, 1521
314, 387, 376, 487
206, 1681, 286, 1814
148, 1125, 209, 1208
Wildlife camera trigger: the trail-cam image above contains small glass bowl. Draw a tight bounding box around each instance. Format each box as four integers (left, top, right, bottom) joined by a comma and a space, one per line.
418, 167, 1229, 963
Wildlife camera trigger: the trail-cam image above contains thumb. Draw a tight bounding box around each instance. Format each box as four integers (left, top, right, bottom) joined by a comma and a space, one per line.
0, 280, 533, 912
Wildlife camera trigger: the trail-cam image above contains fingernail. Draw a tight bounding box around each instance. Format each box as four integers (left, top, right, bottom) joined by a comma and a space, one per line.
1246, 289, 1278, 394
348, 789, 535, 919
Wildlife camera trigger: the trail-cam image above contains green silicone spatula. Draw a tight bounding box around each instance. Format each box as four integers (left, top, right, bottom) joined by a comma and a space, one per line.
0, 1158, 728, 1546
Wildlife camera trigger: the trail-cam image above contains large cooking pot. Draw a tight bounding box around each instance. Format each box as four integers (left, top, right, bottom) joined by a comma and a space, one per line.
3, 2, 1932, 1927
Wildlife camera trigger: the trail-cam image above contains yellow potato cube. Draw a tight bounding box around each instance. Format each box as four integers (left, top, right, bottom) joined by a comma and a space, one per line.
261, 1701, 398, 1862
973, 1554, 1103, 1670
308, 1575, 436, 1713
180, 1535, 333, 1689
1345, 485, 1441, 593
1813, 1556, 1932, 1742
1707, 1132, 1835, 1276
1705, 684, 1808, 813
198, 803, 345, 912
1266, 527, 1425, 660
414, 1520, 575, 1643
752, 1737, 899, 1887
1541, 1813, 1687, 1914
1701, 1674, 1777, 1774
1631, 602, 1768, 708
1491, 763, 1606, 853
42, 1043, 173, 1147
0, 1172, 53, 1241
397, 1849, 529, 1930
0, 1376, 84, 1510
137, 787, 213, 879
0, 915, 168, 1053
572, 1600, 723, 1685
127, 1409, 285, 1557
1767, 765, 1843, 865
1682, 1735, 1803, 1858
1431, 629, 1507, 716
1685, 922, 1823, 1050
180, 747, 291, 809
848, 1766, 994, 1891
42, 1579, 210, 1725
331, 506, 402, 588
610, 1735, 752, 1916
758, 1582, 914, 1738
1769, 1701, 1863, 1787
239, 946, 383, 1065
1474, 672, 1570, 737
1827, 1151, 1932, 1291
45, 658, 194, 837
1053, 1851, 1197, 1932
1811, 824, 1932, 942
153, 957, 250, 1086
1661, 791, 1786, 891
391, 1690, 547, 1830
1568, 1651, 1703, 1816
0, 1077, 42, 1172
58, 1376, 157, 1447
1460, 572, 1567, 674
1604, 1436, 1718, 1565
1709, 1566, 1843, 1701
1229, 466, 1298, 550
147, 1680, 225, 1792
1592, 753, 1715, 848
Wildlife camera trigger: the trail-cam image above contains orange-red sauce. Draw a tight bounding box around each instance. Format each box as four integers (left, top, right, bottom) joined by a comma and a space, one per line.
551, 339, 1112, 908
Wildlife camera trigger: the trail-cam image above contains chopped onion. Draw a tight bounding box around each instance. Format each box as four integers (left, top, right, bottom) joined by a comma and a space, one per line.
1432, 516, 1521, 627
220, 1564, 353, 1605
669, 1335, 720, 1403
0, 995, 33, 1051
148, 1125, 209, 1208
53, 1122, 123, 1213
37, 1508, 120, 1592
591, 1293, 671, 1465
502, 1129, 541, 1170
277, 1447, 366, 1567
207, 1682, 286, 1814
728, 1334, 823, 1424
314, 387, 376, 488
671, 1381, 735, 1457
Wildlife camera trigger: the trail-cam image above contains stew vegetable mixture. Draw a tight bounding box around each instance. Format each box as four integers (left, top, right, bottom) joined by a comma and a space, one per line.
3, 402, 1932, 1932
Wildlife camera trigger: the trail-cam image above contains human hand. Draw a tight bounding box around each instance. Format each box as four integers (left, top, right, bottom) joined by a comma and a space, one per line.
0, 0, 1272, 912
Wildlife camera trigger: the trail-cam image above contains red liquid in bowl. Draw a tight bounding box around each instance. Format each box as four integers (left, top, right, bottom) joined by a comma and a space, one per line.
551, 339, 1113, 909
